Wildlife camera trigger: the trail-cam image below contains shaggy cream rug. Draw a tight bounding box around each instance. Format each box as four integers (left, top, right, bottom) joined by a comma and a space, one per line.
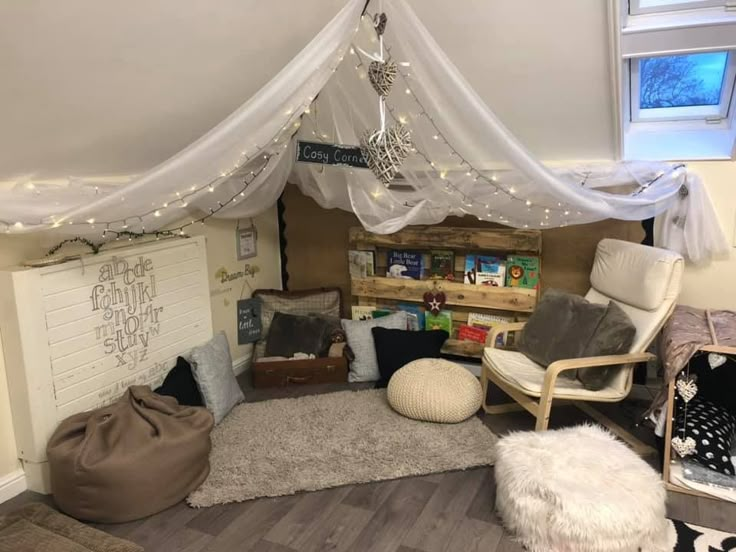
188, 389, 496, 507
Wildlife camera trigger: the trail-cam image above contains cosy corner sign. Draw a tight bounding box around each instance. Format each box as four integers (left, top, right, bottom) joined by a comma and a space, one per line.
296, 140, 368, 168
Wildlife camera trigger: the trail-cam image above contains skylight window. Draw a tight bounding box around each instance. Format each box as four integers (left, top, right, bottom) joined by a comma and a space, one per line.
631, 51, 734, 121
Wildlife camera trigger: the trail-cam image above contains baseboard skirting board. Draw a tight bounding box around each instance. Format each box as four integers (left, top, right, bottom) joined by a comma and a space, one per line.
0, 468, 27, 504
232, 351, 253, 377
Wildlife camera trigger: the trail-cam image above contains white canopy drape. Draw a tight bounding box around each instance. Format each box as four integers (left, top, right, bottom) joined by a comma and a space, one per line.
0, 0, 728, 264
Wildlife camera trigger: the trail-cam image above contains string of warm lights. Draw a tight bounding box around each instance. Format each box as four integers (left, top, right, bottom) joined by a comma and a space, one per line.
5, 35, 357, 236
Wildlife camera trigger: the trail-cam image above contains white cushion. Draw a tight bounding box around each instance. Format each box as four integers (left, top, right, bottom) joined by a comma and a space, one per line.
589, 239, 683, 311
387, 359, 482, 423
483, 348, 629, 401
342, 311, 408, 382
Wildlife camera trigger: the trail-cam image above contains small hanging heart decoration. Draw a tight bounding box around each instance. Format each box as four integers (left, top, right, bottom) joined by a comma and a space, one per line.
423, 290, 446, 316
374, 12, 388, 36
676, 376, 698, 403
671, 436, 696, 458
368, 60, 398, 97
708, 353, 727, 369
360, 124, 412, 186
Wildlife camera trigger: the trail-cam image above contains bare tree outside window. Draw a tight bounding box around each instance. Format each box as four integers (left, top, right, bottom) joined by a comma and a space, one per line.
640, 52, 728, 109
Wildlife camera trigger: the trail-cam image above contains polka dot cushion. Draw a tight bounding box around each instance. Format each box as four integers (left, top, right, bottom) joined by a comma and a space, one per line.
387, 359, 482, 423
676, 396, 736, 475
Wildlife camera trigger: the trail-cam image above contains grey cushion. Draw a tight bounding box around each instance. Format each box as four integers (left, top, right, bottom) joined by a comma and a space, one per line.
577, 301, 636, 390
518, 289, 607, 371
190, 332, 244, 424
341, 311, 408, 382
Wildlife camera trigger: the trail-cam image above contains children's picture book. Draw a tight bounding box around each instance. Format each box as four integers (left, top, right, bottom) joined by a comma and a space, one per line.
463, 254, 477, 284
371, 309, 393, 319
429, 250, 455, 280
387, 250, 423, 280
457, 324, 488, 344
467, 312, 513, 346
425, 310, 453, 334
351, 306, 375, 321
348, 250, 375, 278
398, 303, 425, 331
505, 255, 540, 289
475, 255, 506, 287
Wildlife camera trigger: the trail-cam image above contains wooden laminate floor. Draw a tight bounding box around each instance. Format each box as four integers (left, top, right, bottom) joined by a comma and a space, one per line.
2, 376, 736, 552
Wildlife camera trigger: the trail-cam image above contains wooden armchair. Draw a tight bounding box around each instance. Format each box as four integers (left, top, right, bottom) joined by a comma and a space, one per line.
480, 239, 684, 454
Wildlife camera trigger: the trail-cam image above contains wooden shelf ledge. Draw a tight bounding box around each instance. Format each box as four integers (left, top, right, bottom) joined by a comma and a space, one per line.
351, 276, 537, 312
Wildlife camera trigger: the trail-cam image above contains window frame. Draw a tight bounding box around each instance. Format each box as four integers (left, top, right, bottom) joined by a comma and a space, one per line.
629, 51, 736, 122
629, 0, 724, 15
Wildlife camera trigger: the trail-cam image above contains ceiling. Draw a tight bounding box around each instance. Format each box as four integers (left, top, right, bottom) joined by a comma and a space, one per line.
0, 0, 615, 181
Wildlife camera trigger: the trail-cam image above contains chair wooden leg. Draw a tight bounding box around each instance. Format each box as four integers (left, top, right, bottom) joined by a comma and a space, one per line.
480, 363, 490, 414
535, 389, 554, 431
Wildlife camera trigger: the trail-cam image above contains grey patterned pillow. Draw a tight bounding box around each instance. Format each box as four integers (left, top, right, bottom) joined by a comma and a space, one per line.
341, 312, 408, 382
190, 332, 244, 424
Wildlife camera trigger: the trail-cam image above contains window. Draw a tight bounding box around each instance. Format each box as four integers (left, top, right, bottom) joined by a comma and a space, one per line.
629, 0, 725, 15
631, 51, 735, 122
615, 0, 736, 160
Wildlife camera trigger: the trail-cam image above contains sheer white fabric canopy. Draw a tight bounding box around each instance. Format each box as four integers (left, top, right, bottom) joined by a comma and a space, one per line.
0, 0, 728, 264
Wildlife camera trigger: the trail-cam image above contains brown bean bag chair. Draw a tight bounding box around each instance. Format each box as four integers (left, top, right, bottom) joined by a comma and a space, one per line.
47, 385, 214, 523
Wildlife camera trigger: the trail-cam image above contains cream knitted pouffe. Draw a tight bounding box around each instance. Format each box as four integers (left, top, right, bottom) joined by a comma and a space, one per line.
387, 359, 482, 423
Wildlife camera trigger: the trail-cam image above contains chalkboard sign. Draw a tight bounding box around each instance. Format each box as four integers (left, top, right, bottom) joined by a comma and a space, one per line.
237, 298, 262, 344
296, 140, 368, 168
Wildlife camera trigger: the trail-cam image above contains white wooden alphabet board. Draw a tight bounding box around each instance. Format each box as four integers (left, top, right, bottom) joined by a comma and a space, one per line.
0, 236, 213, 492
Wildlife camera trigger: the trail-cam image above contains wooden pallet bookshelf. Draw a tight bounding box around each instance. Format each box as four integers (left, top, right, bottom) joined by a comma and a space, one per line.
349, 226, 542, 359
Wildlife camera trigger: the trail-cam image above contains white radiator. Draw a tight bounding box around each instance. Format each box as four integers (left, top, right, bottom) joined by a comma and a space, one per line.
0, 236, 213, 492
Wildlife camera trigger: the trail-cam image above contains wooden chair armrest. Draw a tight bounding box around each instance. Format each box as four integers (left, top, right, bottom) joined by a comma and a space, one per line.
486, 322, 527, 348
543, 352, 655, 390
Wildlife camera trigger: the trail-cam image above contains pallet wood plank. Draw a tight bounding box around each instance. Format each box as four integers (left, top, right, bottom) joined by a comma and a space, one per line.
352, 277, 536, 312
349, 227, 541, 253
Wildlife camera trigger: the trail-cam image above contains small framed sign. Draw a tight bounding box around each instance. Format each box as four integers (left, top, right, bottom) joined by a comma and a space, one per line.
296, 140, 368, 168
237, 224, 258, 260
237, 298, 262, 344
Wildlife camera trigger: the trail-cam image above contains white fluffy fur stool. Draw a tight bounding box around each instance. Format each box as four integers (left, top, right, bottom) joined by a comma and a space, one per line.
495, 425, 668, 552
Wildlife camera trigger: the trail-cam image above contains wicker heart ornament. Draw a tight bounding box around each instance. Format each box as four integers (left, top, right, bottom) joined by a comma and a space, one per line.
374, 12, 388, 36
671, 436, 696, 458
360, 125, 412, 186
368, 60, 398, 97
708, 353, 727, 369
676, 376, 698, 403
423, 290, 446, 316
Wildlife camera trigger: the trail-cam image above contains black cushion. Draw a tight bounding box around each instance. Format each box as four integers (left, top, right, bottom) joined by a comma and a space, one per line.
154, 356, 204, 407
371, 328, 449, 388
265, 312, 336, 358
676, 396, 736, 475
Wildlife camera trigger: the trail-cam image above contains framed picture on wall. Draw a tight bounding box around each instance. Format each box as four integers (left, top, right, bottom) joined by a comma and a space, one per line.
237, 224, 258, 260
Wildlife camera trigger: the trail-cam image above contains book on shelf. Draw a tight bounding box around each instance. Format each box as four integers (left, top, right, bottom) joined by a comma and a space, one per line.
429, 250, 455, 281
425, 310, 453, 334
386, 250, 423, 280
505, 255, 540, 289
398, 303, 425, 331
467, 312, 513, 346
457, 324, 488, 344
351, 306, 375, 320
372, 309, 393, 319
475, 255, 506, 287
464, 254, 505, 286
348, 250, 375, 278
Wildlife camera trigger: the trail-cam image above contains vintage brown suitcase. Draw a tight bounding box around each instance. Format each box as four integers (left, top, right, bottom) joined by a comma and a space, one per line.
252, 356, 348, 388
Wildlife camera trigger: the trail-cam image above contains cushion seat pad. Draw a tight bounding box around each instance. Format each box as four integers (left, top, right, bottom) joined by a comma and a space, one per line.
495, 425, 668, 552
387, 359, 482, 423
483, 348, 627, 401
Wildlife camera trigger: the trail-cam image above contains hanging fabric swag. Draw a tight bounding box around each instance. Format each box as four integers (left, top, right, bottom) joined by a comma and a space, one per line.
0, 0, 728, 264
